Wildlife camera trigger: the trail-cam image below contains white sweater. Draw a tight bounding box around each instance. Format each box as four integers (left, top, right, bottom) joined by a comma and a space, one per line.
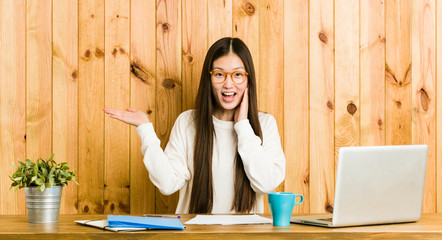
136, 110, 286, 214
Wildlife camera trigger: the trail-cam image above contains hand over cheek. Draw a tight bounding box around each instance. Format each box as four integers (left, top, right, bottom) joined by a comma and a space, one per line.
234, 88, 249, 123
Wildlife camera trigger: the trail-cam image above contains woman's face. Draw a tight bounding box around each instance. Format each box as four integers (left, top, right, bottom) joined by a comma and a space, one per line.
211, 53, 248, 120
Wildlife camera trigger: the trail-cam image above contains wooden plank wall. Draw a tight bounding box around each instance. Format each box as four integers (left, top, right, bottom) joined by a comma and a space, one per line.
1, 0, 442, 215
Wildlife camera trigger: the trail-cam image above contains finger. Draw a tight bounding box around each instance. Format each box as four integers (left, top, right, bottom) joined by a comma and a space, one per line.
103, 108, 121, 115
126, 107, 137, 112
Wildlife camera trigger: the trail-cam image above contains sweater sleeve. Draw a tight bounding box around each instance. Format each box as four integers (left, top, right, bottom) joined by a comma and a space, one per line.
234, 114, 286, 194
136, 113, 191, 195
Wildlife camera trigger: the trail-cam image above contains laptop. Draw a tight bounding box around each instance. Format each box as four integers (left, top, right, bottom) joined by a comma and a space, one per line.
291, 145, 428, 227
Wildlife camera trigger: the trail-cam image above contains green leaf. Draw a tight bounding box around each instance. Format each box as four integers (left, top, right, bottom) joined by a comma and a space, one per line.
35, 178, 44, 186
10, 154, 78, 190
30, 176, 37, 183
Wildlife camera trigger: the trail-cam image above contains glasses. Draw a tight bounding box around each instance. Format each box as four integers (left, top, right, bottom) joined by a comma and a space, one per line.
210, 70, 248, 84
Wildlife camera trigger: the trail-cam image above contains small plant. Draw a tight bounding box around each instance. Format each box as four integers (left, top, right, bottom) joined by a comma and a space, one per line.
10, 154, 78, 192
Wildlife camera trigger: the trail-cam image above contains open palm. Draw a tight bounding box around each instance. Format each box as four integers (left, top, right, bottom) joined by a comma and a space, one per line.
103, 107, 150, 127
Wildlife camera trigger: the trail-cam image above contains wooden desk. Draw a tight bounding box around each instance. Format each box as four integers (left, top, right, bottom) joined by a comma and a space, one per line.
2, 214, 442, 239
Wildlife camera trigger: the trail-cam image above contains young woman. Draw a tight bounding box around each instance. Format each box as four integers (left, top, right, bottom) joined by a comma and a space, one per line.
103, 37, 285, 214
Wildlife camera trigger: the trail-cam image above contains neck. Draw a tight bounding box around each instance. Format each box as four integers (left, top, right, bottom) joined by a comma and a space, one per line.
213, 108, 235, 121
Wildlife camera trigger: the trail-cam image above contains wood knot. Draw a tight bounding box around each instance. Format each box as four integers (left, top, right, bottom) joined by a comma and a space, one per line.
162, 78, 176, 89
119, 48, 126, 54
110, 203, 115, 211
91, 14, 95, 18
147, 110, 153, 114
71, 71, 78, 79
303, 173, 309, 185
116, 14, 119, 18
83, 205, 89, 213
347, 103, 357, 115
420, 88, 429, 111
84, 49, 91, 60
378, 119, 383, 127
319, 32, 328, 44
112, 48, 118, 56
326, 204, 334, 213
162, 23, 169, 32
119, 202, 130, 213
130, 60, 152, 84
188, 55, 194, 63
326, 101, 334, 110
395, 100, 401, 108
243, 2, 256, 16
94, 48, 104, 58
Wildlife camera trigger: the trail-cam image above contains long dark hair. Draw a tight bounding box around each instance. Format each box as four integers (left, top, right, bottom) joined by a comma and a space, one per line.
189, 37, 262, 213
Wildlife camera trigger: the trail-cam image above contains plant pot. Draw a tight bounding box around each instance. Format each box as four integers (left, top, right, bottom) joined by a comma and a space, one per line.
24, 186, 63, 223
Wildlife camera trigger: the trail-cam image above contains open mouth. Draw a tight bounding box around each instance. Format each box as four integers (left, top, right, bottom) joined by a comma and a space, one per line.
221, 92, 236, 103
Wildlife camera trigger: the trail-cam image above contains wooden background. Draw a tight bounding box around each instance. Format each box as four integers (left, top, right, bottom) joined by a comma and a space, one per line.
0, 0, 439, 215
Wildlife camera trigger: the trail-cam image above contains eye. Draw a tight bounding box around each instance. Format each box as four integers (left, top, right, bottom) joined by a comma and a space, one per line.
234, 72, 245, 78
213, 71, 225, 78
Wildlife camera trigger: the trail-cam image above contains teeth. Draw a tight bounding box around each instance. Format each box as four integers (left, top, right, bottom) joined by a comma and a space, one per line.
223, 92, 235, 96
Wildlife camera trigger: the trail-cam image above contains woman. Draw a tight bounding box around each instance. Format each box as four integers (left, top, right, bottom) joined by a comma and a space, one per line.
104, 37, 285, 214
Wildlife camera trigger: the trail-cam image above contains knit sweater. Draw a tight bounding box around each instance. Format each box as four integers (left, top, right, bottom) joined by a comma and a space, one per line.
136, 110, 286, 214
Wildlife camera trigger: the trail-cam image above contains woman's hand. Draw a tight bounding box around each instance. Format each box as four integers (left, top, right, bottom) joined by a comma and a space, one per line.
234, 88, 248, 123
103, 107, 151, 127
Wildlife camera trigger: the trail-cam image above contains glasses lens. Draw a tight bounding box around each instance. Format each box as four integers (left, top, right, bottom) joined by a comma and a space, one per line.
212, 70, 225, 83
232, 71, 247, 84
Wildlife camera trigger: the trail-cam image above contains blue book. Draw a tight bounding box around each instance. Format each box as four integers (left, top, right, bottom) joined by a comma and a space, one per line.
107, 215, 185, 230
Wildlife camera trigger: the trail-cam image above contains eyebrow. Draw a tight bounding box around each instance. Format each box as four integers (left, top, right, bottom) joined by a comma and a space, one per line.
212, 66, 246, 70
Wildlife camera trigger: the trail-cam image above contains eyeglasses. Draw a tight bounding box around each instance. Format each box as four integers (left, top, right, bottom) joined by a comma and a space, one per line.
210, 70, 248, 84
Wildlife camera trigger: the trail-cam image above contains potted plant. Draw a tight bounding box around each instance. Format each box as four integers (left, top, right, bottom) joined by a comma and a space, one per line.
9, 154, 78, 223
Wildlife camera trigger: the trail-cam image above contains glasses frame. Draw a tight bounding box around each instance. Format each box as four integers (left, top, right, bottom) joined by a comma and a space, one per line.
209, 70, 249, 84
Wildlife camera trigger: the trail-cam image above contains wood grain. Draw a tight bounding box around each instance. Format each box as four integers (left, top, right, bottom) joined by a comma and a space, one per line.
437, 0, 442, 214
208, 0, 232, 46
4, 214, 442, 239
0, 0, 26, 215
52, 0, 79, 214
258, 1, 284, 212
26, 0, 52, 160
283, 0, 309, 214
335, 0, 360, 167
360, 0, 385, 146
385, 0, 412, 146
233, 0, 259, 92
309, 0, 335, 214
156, 0, 181, 213
104, 0, 130, 214
78, 0, 105, 214
2, 0, 442, 216
182, 0, 207, 111
130, 0, 157, 215
411, 0, 436, 213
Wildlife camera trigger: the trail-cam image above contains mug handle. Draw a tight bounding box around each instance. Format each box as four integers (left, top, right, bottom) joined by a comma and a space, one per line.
294, 194, 304, 204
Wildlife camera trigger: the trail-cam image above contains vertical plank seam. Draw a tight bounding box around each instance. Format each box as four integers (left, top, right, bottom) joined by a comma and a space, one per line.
307, 0, 311, 214
358, 0, 361, 147
154, 0, 158, 213
281, 0, 285, 193
333, 0, 336, 208
436, 0, 438, 213
103, 0, 106, 214
128, 0, 132, 214
76, 0, 80, 214
51, 0, 54, 159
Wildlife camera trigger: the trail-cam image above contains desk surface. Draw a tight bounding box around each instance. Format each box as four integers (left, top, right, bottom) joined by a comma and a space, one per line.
2, 214, 442, 239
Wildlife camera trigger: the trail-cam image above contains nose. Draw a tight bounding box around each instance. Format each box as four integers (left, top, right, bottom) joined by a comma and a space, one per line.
223, 74, 234, 87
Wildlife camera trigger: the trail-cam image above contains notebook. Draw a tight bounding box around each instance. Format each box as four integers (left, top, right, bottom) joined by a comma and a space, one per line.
291, 145, 428, 227
76, 215, 185, 231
